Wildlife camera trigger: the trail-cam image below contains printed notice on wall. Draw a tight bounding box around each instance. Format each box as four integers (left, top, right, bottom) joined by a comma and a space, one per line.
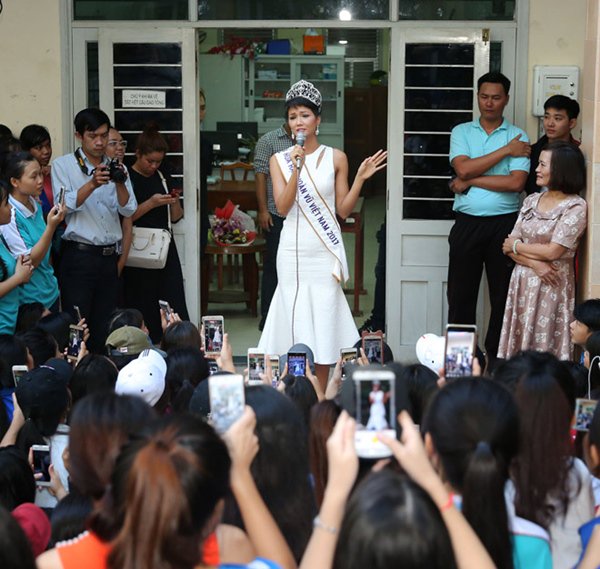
122, 90, 166, 109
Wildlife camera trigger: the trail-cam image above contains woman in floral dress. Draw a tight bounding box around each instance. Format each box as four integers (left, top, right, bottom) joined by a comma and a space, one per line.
498, 141, 587, 360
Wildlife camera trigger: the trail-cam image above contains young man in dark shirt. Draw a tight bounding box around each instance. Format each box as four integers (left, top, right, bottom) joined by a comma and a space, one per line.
525, 95, 580, 195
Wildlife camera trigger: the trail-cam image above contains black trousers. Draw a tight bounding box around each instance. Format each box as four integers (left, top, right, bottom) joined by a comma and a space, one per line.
260, 214, 284, 321
447, 211, 518, 359
59, 243, 119, 353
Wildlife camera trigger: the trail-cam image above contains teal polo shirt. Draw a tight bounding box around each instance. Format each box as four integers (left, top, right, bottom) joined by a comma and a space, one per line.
449, 119, 530, 216
1, 197, 59, 309
0, 241, 19, 334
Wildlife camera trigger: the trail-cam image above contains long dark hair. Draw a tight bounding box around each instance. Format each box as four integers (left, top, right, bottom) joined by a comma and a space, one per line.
494, 351, 577, 528
333, 470, 457, 569
223, 385, 315, 561
422, 378, 518, 569
68, 392, 156, 500
90, 414, 230, 569
308, 400, 341, 507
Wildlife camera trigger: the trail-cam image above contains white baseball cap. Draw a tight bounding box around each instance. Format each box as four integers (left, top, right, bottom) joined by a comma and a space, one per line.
115, 349, 166, 406
415, 333, 445, 373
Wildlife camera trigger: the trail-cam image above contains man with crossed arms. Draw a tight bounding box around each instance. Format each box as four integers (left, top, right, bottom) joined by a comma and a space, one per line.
447, 71, 530, 366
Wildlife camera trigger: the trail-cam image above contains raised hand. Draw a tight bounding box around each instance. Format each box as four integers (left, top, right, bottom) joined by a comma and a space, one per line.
356, 149, 387, 181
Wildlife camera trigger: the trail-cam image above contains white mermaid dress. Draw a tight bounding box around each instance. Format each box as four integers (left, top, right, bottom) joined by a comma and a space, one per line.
258, 145, 359, 364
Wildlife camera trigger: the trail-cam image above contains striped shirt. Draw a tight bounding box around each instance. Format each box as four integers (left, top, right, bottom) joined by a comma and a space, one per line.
253, 126, 294, 217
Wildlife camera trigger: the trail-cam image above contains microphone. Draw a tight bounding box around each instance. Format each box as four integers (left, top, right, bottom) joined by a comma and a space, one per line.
296, 131, 305, 169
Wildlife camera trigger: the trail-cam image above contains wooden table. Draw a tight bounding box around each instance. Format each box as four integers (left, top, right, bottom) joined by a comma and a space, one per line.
208, 181, 366, 315
202, 237, 266, 317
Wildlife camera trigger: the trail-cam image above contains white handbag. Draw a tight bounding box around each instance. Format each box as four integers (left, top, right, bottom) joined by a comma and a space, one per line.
125, 170, 172, 270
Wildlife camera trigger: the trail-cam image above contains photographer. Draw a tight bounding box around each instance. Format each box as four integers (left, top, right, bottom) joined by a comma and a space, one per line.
51, 108, 137, 352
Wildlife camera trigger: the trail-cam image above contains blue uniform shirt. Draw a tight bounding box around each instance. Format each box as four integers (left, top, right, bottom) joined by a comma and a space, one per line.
0, 196, 59, 309
449, 119, 530, 217
0, 240, 19, 334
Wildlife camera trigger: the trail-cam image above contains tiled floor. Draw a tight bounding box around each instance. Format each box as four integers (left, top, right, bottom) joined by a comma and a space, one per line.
206, 193, 386, 357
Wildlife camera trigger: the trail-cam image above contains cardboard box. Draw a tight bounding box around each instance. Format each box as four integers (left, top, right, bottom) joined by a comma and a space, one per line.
303, 35, 325, 55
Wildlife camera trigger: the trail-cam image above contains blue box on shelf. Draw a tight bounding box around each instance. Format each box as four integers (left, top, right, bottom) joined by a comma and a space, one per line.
266, 39, 291, 55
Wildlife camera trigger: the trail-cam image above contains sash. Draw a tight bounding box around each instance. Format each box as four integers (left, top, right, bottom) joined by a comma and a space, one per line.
275, 148, 349, 283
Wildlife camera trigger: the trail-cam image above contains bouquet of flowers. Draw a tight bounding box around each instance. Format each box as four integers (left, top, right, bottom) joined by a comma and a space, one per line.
210, 200, 256, 246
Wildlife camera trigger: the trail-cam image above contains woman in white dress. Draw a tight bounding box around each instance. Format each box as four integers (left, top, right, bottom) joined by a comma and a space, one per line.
366, 381, 390, 430
258, 80, 387, 388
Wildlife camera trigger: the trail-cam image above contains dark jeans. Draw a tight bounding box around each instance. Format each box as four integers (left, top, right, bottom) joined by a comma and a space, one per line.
447, 211, 518, 360
59, 242, 120, 353
261, 214, 284, 320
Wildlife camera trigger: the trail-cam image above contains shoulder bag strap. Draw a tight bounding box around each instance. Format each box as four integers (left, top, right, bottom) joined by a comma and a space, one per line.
156, 169, 172, 232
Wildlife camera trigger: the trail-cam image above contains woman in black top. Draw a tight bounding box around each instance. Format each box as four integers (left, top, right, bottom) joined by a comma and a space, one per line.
123, 126, 189, 341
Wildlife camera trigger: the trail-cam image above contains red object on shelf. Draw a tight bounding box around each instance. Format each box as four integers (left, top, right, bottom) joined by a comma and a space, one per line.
303, 35, 325, 55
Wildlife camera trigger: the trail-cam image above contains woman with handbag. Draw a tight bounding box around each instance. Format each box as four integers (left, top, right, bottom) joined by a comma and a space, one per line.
123, 125, 189, 342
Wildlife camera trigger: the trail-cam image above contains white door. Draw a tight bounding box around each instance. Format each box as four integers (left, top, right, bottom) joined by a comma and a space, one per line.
387, 28, 491, 361
97, 28, 201, 324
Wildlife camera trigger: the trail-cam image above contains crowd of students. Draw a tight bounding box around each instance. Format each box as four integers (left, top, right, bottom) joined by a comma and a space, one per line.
0, 293, 597, 568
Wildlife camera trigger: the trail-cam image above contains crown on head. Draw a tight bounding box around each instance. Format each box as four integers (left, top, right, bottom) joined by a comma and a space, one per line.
285, 80, 322, 110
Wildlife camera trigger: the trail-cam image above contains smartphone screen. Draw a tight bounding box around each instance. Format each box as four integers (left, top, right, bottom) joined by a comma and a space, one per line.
362, 335, 383, 364
208, 374, 245, 434
353, 370, 396, 459
202, 316, 224, 356
66, 325, 84, 361
341, 347, 358, 378
32, 445, 51, 485
288, 352, 306, 376
248, 350, 265, 382
12, 365, 28, 387
444, 324, 477, 379
269, 355, 280, 384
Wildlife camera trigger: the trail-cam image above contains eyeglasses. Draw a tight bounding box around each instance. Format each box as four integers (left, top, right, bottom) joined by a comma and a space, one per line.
107, 140, 128, 148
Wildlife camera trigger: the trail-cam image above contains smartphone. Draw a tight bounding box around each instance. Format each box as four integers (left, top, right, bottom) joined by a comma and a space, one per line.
208, 374, 245, 434
66, 325, 84, 361
353, 369, 396, 459
444, 324, 477, 379
202, 315, 224, 357
340, 347, 358, 379
31, 444, 51, 486
208, 360, 220, 376
247, 349, 265, 383
288, 352, 307, 376
269, 355, 280, 386
362, 331, 384, 364
159, 300, 173, 322
12, 365, 28, 387
58, 186, 65, 207
574, 398, 598, 432
73, 304, 82, 322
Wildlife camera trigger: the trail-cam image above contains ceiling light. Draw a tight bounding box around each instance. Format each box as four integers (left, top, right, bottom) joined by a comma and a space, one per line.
339, 8, 352, 21
338, 40, 348, 45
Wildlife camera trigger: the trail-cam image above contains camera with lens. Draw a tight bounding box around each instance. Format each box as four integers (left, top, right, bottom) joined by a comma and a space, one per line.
107, 159, 127, 183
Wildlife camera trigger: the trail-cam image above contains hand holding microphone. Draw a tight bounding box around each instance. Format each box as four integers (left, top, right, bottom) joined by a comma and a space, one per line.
295, 131, 306, 170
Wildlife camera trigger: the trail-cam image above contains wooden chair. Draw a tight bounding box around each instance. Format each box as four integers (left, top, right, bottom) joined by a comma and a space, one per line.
220, 161, 253, 181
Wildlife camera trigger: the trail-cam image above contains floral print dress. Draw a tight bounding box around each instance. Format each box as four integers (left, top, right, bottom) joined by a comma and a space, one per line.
498, 192, 587, 361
